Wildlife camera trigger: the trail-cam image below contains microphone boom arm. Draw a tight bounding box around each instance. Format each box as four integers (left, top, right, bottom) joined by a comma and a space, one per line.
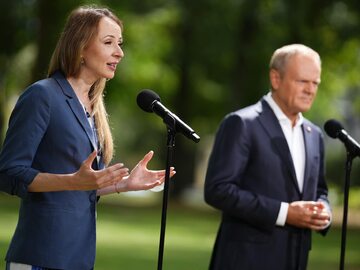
338, 130, 360, 158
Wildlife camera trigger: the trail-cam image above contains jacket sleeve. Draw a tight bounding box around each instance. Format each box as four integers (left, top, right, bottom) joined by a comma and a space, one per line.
204, 113, 280, 232
0, 83, 51, 198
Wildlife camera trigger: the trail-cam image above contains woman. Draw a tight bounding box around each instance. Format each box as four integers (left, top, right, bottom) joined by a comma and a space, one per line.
0, 5, 174, 270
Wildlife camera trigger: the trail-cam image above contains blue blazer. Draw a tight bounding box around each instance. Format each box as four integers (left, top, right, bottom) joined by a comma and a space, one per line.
0, 71, 103, 270
204, 98, 329, 270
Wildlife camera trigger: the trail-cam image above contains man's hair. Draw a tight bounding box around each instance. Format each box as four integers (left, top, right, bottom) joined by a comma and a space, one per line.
269, 44, 321, 77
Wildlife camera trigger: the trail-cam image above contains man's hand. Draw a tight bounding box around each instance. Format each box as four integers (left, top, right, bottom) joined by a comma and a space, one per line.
286, 201, 330, 231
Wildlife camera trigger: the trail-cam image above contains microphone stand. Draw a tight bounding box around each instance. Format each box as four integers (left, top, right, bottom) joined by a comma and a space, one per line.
339, 151, 354, 270
157, 114, 176, 270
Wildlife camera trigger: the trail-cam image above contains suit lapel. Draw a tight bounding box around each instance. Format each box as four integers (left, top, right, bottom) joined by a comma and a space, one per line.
301, 122, 314, 197
52, 72, 98, 153
257, 99, 300, 194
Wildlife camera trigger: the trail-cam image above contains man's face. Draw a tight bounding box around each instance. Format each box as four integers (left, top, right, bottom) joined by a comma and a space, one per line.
270, 54, 321, 121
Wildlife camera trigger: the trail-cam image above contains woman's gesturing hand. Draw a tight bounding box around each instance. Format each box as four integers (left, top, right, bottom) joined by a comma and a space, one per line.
115, 151, 176, 192
74, 151, 129, 190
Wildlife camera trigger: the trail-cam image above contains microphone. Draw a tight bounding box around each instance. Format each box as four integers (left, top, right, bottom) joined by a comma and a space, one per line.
137, 89, 200, 143
324, 119, 360, 157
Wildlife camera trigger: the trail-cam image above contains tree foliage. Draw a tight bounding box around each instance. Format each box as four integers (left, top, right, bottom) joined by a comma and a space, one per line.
1, 0, 360, 197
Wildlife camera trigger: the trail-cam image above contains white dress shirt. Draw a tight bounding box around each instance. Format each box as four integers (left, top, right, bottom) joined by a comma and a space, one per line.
264, 92, 306, 226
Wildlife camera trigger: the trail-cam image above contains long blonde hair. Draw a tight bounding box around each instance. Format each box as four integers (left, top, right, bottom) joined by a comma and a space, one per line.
48, 5, 123, 166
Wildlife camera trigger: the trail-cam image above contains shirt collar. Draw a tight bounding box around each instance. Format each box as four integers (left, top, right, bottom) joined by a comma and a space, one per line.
264, 92, 304, 127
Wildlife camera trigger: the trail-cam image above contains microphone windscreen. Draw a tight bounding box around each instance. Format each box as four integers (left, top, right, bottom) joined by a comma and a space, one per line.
136, 89, 161, 113
324, 119, 344, 138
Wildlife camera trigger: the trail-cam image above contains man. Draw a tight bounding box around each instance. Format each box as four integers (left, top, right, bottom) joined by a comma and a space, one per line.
204, 44, 331, 270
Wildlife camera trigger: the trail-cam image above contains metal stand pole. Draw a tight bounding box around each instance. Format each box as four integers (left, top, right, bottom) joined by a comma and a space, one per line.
339, 152, 353, 270
157, 116, 176, 270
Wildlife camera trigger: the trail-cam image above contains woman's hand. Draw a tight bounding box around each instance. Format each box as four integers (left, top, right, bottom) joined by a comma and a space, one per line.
115, 151, 175, 192
73, 151, 129, 190
29, 151, 129, 192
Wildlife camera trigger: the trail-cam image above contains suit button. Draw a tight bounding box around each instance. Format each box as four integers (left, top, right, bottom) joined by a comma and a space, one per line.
89, 192, 96, 202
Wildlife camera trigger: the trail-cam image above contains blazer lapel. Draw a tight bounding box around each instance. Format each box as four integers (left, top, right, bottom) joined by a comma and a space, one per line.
67, 99, 98, 152
301, 122, 314, 197
257, 99, 300, 194
52, 72, 98, 152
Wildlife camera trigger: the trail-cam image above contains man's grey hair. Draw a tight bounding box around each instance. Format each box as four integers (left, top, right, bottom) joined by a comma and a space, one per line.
269, 44, 321, 77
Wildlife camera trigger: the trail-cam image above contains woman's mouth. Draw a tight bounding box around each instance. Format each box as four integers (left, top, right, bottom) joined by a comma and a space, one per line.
107, 63, 117, 71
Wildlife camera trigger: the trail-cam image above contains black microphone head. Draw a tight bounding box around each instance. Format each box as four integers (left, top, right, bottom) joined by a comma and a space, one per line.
136, 89, 161, 113
324, 119, 344, 138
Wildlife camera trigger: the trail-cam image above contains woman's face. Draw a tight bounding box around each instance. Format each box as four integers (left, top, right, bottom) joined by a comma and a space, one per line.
81, 16, 124, 82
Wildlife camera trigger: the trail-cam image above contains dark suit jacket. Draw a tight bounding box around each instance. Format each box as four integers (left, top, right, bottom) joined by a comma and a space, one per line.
204, 98, 329, 270
0, 71, 103, 270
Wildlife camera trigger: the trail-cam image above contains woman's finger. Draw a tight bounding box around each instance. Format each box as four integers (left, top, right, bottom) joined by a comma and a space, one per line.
83, 151, 98, 167
139, 151, 154, 167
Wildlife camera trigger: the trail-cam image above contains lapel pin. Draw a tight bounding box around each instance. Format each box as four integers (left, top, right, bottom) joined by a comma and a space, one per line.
306, 126, 312, 133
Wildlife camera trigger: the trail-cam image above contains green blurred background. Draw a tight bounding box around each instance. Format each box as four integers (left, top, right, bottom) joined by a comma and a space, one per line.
1, 0, 360, 269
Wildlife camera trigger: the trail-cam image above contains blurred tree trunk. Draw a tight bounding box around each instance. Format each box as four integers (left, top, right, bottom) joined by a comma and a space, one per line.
169, 1, 201, 200
231, 0, 266, 110
0, 61, 8, 145
0, 1, 35, 147
0, 73, 5, 146
0, 0, 81, 147
32, 0, 81, 81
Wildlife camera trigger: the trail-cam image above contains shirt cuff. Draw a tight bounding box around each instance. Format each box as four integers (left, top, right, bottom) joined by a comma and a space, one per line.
276, 202, 289, 226
318, 199, 332, 229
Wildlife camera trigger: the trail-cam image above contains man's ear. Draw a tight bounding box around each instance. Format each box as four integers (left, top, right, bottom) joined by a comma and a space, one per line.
269, 69, 280, 91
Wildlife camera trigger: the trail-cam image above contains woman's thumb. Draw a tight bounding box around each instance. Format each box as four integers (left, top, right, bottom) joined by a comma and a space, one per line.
83, 150, 97, 167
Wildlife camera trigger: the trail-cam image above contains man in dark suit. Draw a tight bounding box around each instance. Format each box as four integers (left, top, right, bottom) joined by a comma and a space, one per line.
204, 44, 331, 270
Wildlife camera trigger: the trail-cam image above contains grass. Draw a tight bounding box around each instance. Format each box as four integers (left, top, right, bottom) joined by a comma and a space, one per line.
94, 197, 219, 270
0, 193, 360, 270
